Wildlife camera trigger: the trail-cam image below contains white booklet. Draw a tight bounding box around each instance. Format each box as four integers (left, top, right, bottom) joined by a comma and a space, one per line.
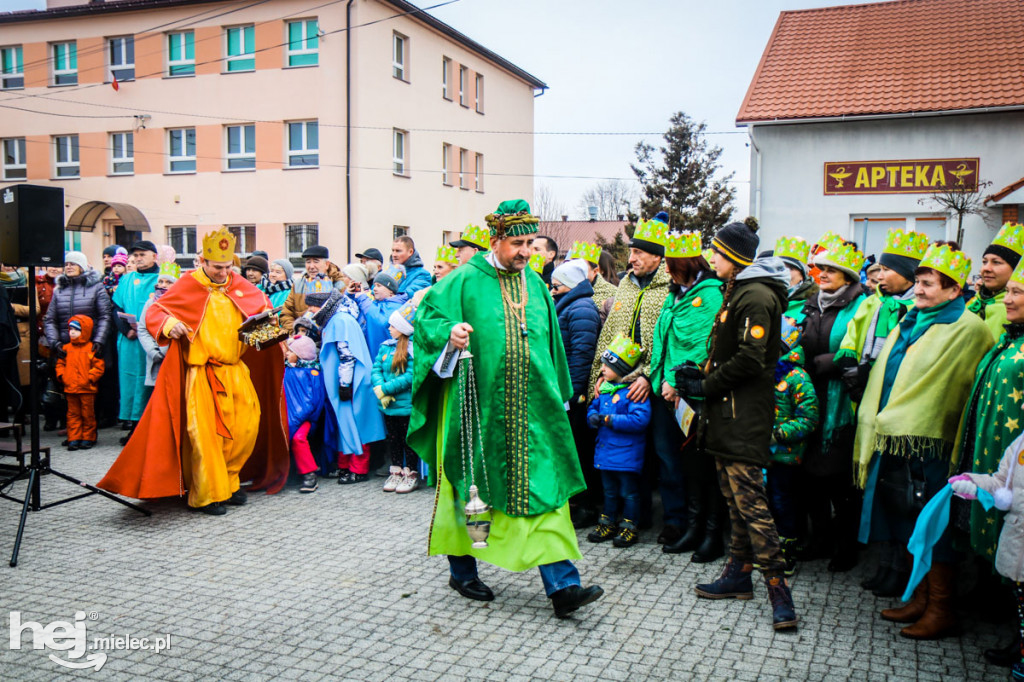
675, 398, 696, 437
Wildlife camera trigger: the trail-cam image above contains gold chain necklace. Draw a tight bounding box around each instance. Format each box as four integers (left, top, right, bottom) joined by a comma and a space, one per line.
498, 270, 529, 336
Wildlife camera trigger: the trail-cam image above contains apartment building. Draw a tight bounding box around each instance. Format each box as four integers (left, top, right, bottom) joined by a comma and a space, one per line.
0, 0, 545, 267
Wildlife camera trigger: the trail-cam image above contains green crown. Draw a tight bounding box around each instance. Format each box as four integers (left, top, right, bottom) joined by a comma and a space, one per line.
528, 253, 545, 274
460, 223, 490, 251
486, 199, 539, 238
919, 244, 972, 287
158, 262, 181, 279
1009, 258, 1024, 287
883, 228, 930, 261
633, 219, 670, 247
816, 231, 844, 253
992, 222, 1024, 256
775, 236, 810, 264
436, 245, 459, 265
568, 241, 602, 265
820, 242, 865, 274
605, 333, 643, 369
701, 248, 715, 263
665, 231, 702, 258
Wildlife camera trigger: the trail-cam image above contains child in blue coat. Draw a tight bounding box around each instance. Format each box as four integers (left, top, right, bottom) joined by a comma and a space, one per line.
372, 302, 419, 493
587, 334, 652, 548
355, 265, 408, 359
284, 334, 327, 493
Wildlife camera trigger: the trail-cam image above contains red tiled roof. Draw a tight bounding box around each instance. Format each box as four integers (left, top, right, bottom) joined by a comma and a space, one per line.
988, 176, 1024, 204
736, 0, 1024, 123
538, 221, 628, 257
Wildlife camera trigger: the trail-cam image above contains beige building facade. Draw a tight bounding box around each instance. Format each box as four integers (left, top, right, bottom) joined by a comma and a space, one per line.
0, 0, 544, 268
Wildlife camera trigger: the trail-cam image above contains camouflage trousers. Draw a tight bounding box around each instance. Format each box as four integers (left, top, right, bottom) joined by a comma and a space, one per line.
715, 458, 786, 576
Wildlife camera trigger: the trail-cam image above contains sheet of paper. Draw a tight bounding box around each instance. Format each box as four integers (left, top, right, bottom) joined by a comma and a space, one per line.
675, 398, 696, 437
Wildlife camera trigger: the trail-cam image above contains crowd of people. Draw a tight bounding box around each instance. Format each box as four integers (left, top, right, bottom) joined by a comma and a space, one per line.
2, 203, 1024, 651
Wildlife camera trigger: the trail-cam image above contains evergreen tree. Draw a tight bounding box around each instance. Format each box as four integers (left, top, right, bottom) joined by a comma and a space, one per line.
595, 231, 630, 272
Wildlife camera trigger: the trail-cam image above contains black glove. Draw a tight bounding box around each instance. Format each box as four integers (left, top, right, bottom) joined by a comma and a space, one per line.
841, 362, 871, 402
92, 342, 103, 357
674, 363, 705, 399
55, 346, 67, 360
587, 413, 600, 429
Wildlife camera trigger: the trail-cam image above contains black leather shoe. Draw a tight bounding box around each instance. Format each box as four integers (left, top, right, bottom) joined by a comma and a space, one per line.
192, 503, 226, 516
227, 490, 248, 506
78, 440, 95, 450
67, 441, 80, 451
448, 576, 495, 602
663, 525, 702, 554
657, 524, 683, 545
872, 569, 908, 598
337, 470, 352, 484
985, 636, 1022, 668
860, 562, 888, 591
351, 473, 369, 483
551, 585, 604, 618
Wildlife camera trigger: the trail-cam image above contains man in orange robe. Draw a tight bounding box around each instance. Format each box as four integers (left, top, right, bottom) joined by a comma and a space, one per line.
98, 229, 288, 514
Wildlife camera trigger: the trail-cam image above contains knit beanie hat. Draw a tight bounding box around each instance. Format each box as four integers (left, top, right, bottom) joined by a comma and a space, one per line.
287, 334, 318, 362
69, 319, 82, 332
343, 263, 370, 286
103, 244, 124, 257
711, 218, 760, 268
374, 265, 406, 293
111, 253, 129, 268
551, 260, 589, 290
244, 255, 269, 275
877, 252, 920, 283
305, 292, 330, 308
272, 258, 295, 281
65, 251, 89, 272
388, 302, 416, 337
984, 243, 1022, 270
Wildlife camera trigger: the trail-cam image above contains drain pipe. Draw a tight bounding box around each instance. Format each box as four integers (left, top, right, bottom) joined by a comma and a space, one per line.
748, 126, 762, 221
345, 0, 355, 261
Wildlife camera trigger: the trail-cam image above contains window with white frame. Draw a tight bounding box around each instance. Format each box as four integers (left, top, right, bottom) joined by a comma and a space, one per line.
110, 132, 133, 175
225, 25, 255, 72
227, 225, 256, 254
393, 129, 407, 176
442, 56, 452, 100
286, 19, 318, 67
1, 46, 24, 90
225, 124, 255, 170
167, 226, 197, 259
475, 73, 484, 113
392, 32, 407, 80
108, 36, 134, 82
458, 147, 468, 189
442, 230, 452, 245
167, 31, 195, 76
168, 128, 196, 173
286, 224, 318, 263
475, 152, 483, 192
458, 65, 467, 107
53, 135, 79, 178
287, 120, 318, 167
393, 225, 408, 239
64, 232, 82, 252
441, 143, 451, 185
51, 41, 77, 86
2, 138, 26, 180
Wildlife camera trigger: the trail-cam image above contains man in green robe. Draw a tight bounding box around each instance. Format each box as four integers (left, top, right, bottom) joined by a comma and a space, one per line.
112, 241, 160, 435
409, 200, 604, 619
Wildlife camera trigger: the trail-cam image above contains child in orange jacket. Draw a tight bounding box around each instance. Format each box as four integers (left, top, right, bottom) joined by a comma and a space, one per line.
56, 314, 105, 451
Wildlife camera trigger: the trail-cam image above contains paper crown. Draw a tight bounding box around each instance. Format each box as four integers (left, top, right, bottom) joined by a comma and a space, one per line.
603, 333, 643, 371
665, 231, 702, 259
436, 245, 459, 265
633, 219, 670, 247
818, 242, 866, 275
395, 302, 415, 324
528, 253, 545, 274
158, 262, 181, 280
883, 228, 930, 261
919, 243, 972, 287
775, 236, 810, 264
816, 231, 844, 253
992, 222, 1024, 256
202, 228, 237, 262
460, 223, 490, 251
702, 248, 715, 263
485, 200, 539, 238
568, 241, 602, 265
1009, 258, 1024, 287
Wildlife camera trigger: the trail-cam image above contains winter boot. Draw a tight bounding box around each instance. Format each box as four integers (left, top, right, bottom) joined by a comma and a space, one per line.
663, 493, 703, 554
780, 537, 798, 577
587, 515, 617, 543
765, 575, 798, 630
861, 542, 893, 591
901, 562, 958, 640
612, 520, 638, 548
872, 562, 909, 598
691, 497, 725, 564
881, 582, 928, 623
984, 630, 1022, 668
695, 557, 754, 600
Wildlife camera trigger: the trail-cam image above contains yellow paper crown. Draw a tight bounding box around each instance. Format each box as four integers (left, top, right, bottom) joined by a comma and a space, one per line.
568, 241, 602, 265
436, 245, 459, 265
202, 228, 237, 262
992, 222, 1024, 257
701, 248, 715, 263
775, 236, 810, 264
666, 231, 702, 258
919, 244, 972, 288
528, 253, 545, 274
816, 230, 844, 253
883, 228, 930, 261
633, 219, 670, 247
604, 333, 643, 370
461, 224, 490, 251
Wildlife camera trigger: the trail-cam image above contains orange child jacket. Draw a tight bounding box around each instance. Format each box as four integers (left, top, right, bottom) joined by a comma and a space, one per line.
56, 314, 104, 393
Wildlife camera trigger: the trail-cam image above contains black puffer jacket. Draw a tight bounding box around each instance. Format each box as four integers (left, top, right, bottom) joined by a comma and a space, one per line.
554, 279, 600, 400
43, 269, 112, 348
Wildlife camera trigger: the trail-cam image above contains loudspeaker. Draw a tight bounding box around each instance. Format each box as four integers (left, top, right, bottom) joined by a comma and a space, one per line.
0, 184, 65, 267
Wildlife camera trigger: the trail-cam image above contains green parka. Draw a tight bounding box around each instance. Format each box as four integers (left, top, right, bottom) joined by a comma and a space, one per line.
649, 273, 722, 392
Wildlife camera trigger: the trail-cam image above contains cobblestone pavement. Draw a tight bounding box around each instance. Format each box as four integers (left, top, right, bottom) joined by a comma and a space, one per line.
0, 428, 1010, 681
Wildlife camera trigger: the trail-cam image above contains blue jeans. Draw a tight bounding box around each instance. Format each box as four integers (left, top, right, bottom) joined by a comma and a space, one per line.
600, 470, 641, 525
447, 555, 580, 597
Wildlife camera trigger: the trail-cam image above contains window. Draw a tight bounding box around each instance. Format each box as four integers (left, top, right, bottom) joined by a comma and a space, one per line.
54, 135, 79, 178
64, 231, 82, 252
393, 225, 409, 239
167, 31, 195, 76
475, 153, 483, 192
392, 32, 407, 80
393, 129, 407, 176
458, 66, 467, 107
51, 41, 77, 86
475, 73, 484, 113
168, 128, 196, 172
225, 124, 255, 170
286, 19, 318, 67
227, 225, 256, 254
442, 230, 452, 245
167, 226, 197, 258
441, 56, 451, 100
2, 138, 26, 180
286, 224, 318, 264
458, 147, 467, 189
110, 132, 133, 175
441, 143, 451, 185
108, 36, 134, 82
287, 120, 318, 167
1, 46, 24, 90
225, 25, 255, 72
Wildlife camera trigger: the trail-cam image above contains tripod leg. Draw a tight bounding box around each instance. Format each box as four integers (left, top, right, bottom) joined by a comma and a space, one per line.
10, 468, 37, 567
46, 469, 152, 517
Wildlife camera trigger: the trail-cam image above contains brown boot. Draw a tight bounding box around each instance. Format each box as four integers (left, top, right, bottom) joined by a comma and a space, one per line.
900, 562, 958, 640
880, 581, 928, 623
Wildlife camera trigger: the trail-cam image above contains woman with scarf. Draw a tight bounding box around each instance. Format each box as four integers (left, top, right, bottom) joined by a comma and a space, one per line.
799, 241, 867, 572
968, 222, 1023, 343
266, 259, 294, 308
855, 242, 992, 640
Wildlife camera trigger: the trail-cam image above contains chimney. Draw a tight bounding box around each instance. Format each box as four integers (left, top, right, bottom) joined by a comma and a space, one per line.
561, 215, 568, 222
617, 214, 624, 221
587, 206, 598, 222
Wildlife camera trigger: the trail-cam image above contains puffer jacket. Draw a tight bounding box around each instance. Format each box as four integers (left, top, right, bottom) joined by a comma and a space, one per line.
968, 440, 1024, 581
771, 346, 819, 465
371, 339, 413, 416
279, 262, 345, 331
588, 383, 651, 473
554, 280, 600, 401
43, 269, 113, 349
396, 251, 432, 297
56, 315, 104, 393
355, 291, 408, 358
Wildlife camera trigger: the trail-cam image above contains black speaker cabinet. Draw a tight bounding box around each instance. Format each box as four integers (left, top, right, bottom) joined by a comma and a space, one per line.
0, 184, 65, 267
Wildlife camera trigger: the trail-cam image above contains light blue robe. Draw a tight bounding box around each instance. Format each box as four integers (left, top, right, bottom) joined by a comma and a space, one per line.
112, 270, 159, 421
319, 310, 386, 454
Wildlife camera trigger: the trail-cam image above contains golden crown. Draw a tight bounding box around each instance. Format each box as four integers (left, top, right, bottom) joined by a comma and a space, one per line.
202, 228, 237, 262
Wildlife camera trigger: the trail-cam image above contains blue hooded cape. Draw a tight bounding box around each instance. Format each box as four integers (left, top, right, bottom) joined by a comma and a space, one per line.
319, 310, 386, 454
283, 365, 327, 437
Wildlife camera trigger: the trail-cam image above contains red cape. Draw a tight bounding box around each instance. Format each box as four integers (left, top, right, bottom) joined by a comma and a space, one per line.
97, 271, 290, 500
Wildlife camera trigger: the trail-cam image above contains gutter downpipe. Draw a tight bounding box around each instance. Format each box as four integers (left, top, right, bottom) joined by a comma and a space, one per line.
748, 126, 762, 222
346, 0, 355, 262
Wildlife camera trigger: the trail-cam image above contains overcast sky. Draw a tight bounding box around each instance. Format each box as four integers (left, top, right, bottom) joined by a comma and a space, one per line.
4, 0, 886, 220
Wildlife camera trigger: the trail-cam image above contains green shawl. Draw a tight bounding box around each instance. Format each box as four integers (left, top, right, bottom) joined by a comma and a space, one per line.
648, 275, 723, 391
820, 291, 865, 449
854, 303, 994, 487
967, 287, 1008, 343
835, 290, 915, 365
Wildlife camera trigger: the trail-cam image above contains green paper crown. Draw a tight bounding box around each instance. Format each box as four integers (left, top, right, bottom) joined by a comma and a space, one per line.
460, 223, 490, 251
919, 244, 972, 287
1009, 258, 1024, 288
605, 333, 643, 370
568, 241, 602, 265
436, 245, 459, 265
883, 228, 930, 261
775, 236, 810, 264
633, 219, 670, 247
158, 262, 181, 280
528, 253, 545, 274
816, 230, 844, 253
992, 222, 1024, 256
819, 242, 866, 274
485, 199, 539, 238
701, 248, 715, 263
666, 231, 702, 258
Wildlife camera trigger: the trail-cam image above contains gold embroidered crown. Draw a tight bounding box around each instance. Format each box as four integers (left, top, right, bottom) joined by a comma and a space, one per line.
202, 228, 236, 262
